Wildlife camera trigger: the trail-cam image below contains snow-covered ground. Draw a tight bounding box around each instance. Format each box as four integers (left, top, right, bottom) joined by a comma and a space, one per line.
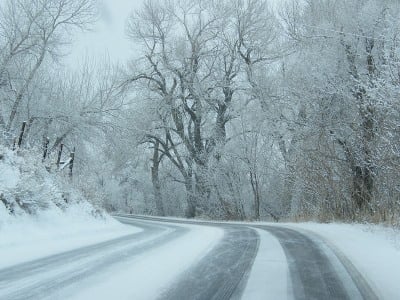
0, 204, 138, 268
114, 216, 400, 299
0, 145, 139, 269
1, 201, 399, 300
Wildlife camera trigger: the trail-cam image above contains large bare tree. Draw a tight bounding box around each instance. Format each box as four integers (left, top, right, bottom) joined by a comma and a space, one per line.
0, 0, 97, 135
124, 0, 281, 218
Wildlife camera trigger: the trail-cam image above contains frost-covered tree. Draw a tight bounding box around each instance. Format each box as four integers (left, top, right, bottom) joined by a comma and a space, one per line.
0, 0, 97, 137
281, 0, 400, 222
123, 0, 282, 218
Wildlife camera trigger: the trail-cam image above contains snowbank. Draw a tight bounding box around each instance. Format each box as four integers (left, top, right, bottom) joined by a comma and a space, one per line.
0, 203, 138, 268
0, 145, 84, 215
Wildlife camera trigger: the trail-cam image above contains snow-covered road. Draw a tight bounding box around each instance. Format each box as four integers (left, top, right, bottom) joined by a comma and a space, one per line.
0, 215, 383, 299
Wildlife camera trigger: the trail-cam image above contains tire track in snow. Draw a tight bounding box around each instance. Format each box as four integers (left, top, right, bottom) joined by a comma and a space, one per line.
119, 215, 260, 300
160, 226, 259, 300
125, 216, 378, 300
256, 225, 379, 300
0, 219, 186, 300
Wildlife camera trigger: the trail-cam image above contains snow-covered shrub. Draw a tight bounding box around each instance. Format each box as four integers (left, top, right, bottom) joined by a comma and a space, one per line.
0, 145, 104, 219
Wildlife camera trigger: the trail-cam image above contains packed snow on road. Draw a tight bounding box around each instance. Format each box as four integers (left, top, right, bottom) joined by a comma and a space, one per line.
1, 212, 399, 299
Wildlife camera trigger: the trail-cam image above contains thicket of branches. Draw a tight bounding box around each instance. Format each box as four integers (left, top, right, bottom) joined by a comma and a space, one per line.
117, 0, 400, 223
0, 0, 127, 207
2, 0, 400, 225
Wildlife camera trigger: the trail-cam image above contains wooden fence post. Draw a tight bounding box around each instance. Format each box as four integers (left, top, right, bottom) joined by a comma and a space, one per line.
69, 148, 75, 178
56, 143, 63, 169
17, 121, 26, 148
42, 137, 49, 161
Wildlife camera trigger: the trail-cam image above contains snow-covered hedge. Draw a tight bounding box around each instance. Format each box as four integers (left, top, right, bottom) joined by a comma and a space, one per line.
0, 145, 136, 268
0, 145, 103, 219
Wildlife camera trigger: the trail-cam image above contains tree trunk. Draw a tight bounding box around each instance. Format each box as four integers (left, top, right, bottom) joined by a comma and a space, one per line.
151, 141, 165, 216
0, 109, 5, 129
351, 110, 374, 212
184, 177, 196, 218
344, 39, 375, 214
194, 165, 211, 215
249, 170, 260, 220
50, 127, 73, 153
6, 49, 46, 132
351, 165, 373, 210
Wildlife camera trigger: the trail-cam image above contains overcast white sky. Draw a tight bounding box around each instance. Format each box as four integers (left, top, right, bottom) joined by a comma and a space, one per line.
67, 0, 281, 68
67, 0, 143, 67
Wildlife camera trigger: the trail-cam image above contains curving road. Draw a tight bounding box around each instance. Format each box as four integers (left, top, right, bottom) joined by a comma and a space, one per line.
128, 215, 378, 300
255, 225, 378, 300
0, 215, 378, 300
161, 225, 258, 300
0, 219, 188, 300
